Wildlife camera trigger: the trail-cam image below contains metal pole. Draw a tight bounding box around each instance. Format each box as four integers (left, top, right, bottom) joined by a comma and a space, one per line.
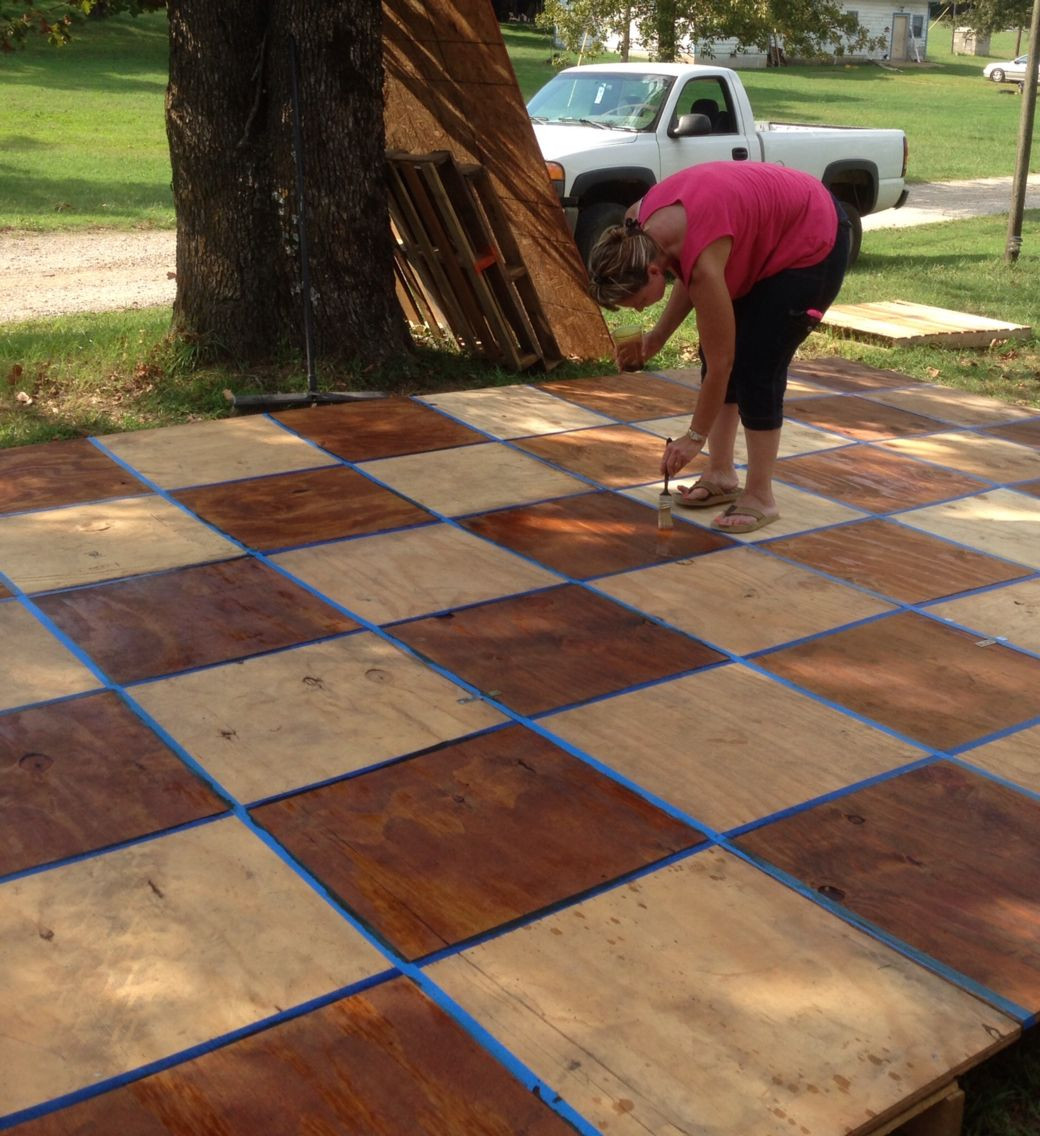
1005, 0, 1040, 263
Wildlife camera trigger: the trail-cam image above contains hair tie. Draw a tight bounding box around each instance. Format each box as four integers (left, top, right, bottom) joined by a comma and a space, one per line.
590, 272, 608, 286
623, 218, 642, 236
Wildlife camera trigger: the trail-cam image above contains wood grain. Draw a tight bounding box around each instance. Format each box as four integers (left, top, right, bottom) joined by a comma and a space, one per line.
514, 425, 695, 488
0, 692, 228, 876
0, 602, 99, 711
0, 820, 388, 1117
960, 725, 1040, 795
420, 385, 612, 438
736, 762, 1040, 1012
131, 633, 506, 802
759, 611, 1040, 750
461, 490, 733, 578
172, 466, 434, 551
12, 977, 577, 1136
985, 419, 1040, 448
879, 431, 1040, 484
786, 395, 945, 440
430, 848, 1018, 1136
545, 664, 926, 832
391, 583, 725, 715
98, 416, 338, 490
768, 518, 1030, 604
535, 373, 694, 420
787, 358, 916, 392
927, 579, 1040, 653
34, 557, 358, 684
272, 397, 486, 460
595, 545, 894, 655
0, 439, 147, 516
253, 725, 703, 958
775, 445, 987, 512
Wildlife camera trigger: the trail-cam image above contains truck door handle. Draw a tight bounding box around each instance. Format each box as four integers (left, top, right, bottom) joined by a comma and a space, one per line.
732, 147, 749, 161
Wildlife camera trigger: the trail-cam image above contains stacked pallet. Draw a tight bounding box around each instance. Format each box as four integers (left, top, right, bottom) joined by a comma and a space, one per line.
387, 151, 563, 372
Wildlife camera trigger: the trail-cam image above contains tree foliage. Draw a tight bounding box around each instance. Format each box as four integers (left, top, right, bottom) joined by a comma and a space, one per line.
955, 0, 1032, 34
538, 0, 884, 64
1, 0, 163, 52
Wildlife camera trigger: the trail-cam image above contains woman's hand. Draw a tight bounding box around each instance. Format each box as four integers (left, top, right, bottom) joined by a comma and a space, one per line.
661, 434, 704, 478
614, 333, 645, 372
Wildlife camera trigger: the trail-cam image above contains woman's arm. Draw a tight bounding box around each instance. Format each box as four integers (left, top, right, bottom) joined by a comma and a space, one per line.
661, 237, 736, 476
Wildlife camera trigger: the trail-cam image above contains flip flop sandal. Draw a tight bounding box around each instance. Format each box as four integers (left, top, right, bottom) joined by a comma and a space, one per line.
673, 479, 741, 509
710, 504, 780, 534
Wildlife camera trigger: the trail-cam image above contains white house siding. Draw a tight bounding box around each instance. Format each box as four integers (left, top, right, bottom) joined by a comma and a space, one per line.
666, 1, 931, 68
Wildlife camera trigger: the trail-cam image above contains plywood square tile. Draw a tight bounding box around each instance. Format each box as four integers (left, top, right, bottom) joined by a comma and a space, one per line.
879, 431, 1039, 485
514, 424, 678, 488
736, 762, 1040, 1013
460, 491, 733, 579
786, 394, 945, 440
637, 415, 851, 461
0, 498, 240, 593
0, 692, 228, 877
623, 480, 868, 542
768, 518, 1031, 604
34, 558, 357, 684
418, 385, 612, 438
927, 579, 1040, 654
535, 373, 694, 420
357, 442, 586, 516
985, 418, 1040, 449
759, 611, 1040, 749
0, 439, 147, 516
545, 665, 925, 832
11, 977, 578, 1136
898, 490, 1040, 570
0, 603, 99, 710
595, 545, 894, 655
272, 397, 486, 460
960, 725, 1040, 795
131, 633, 505, 801
652, 364, 702, 389
172, 466, 434, 551
862, 385, 1037, 428
272, 523, 559, 624
0, 819, 388, 1118
787, 357, 915, 392
98, 417, 337, 490
430, 848, 1016, 1136
776, 445, 988, 512
391, 584, 724, 715
0, 583, 11, 599
253, 725, 703, 959
1017, 478, 1040, 499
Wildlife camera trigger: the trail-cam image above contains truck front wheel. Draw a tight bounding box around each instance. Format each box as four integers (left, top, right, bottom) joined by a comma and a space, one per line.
575, 202, 628, 267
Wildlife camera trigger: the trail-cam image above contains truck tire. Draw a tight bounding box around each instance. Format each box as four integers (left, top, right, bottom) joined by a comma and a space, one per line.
575, 202, 628, 267
842, 202, 863, 267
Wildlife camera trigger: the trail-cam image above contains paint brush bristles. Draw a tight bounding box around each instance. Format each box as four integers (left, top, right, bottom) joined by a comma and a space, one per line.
658, 437, 673, 530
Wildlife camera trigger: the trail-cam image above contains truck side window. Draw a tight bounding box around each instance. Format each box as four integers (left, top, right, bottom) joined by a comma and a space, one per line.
672, 78, 735, 134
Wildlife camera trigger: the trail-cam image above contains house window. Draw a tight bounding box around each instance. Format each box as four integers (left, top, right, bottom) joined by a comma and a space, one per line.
911, 14, 924, 36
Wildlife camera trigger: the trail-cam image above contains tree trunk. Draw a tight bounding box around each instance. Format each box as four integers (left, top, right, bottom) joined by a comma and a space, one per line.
656, 0, 677, 61
165, 0, 410, 368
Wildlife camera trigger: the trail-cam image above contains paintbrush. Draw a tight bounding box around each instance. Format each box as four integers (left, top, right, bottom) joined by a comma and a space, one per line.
658, 438, 673, 530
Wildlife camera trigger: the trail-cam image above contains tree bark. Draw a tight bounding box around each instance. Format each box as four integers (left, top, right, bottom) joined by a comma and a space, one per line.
165, 0, 409, 368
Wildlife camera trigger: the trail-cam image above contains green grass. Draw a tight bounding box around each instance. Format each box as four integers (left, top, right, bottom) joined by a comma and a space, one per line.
0, 10, 172, 230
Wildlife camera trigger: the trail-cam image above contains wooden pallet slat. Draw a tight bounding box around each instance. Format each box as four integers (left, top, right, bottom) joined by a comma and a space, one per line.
824, 300, 1031, 347
386, 150, 563, 371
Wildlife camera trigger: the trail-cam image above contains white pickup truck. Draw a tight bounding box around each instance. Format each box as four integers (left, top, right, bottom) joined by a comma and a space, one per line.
527, 62, 909, 265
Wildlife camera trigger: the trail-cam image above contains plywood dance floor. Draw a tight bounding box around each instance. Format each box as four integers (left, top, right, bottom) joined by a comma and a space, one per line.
2, 360, 1039, 1135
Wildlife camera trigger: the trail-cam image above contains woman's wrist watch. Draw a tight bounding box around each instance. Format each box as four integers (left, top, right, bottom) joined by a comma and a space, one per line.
686, 427, 707, 444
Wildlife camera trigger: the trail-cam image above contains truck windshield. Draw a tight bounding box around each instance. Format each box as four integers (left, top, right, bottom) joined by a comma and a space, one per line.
527, 71, 674, 132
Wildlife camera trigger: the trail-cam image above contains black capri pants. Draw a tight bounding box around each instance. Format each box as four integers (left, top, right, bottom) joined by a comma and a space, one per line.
702, 199, 852, 431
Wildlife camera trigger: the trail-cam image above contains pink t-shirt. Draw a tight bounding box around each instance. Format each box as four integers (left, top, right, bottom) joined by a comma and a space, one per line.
638, 163, 838, 299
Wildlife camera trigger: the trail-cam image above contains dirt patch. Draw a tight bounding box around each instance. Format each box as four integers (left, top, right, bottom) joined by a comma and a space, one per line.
0, 229, 176, 323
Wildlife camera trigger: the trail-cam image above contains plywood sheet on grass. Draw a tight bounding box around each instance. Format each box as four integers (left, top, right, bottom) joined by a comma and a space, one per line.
824, 301, 1030, 346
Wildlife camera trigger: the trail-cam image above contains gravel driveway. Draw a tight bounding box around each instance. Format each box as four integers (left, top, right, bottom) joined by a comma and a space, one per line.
2, 175, 1039, 324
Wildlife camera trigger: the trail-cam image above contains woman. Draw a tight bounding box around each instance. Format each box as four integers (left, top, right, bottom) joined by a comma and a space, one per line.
588, 162, 851, 533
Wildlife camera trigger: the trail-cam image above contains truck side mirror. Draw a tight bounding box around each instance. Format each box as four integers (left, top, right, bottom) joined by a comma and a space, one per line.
668, 113, 713, 139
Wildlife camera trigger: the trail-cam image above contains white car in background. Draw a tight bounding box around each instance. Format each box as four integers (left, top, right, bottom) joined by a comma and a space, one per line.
982, 55, 1037, 85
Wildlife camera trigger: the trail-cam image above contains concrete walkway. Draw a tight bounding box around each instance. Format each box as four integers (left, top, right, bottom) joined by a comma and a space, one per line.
863, 173, 1040, 230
